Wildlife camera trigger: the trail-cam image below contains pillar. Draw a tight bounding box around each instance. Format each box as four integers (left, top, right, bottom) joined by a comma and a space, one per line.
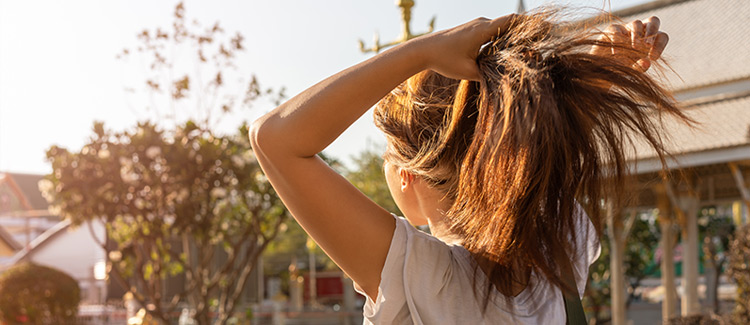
257, 257, 265, 302
656, 186, 677, 322
342, 274, 355, 325
679, 196, 700, 316
289, 256, 303, 312
607, 206, 627, 325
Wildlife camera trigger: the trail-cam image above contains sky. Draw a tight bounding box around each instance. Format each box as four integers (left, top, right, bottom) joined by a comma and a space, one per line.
0, 0, 651, 174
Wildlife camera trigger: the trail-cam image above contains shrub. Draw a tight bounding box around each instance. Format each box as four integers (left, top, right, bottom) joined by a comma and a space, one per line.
0, 262, 80, 324
728, 224, 750, 325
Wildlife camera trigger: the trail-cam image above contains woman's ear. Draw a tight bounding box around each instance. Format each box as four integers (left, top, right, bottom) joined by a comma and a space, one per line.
398, 167, 414, 192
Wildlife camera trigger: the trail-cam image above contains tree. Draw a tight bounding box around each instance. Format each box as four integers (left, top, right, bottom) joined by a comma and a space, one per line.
43, 3, 286, 323
0, 263, 80, 324
116, 2, 283, 129
584, 209, 660, 324
698, 205, 734, 314
622, 211, 660, 308
346, 146, 401, 216
44, 122, 286, 324
584, 231, 612, 324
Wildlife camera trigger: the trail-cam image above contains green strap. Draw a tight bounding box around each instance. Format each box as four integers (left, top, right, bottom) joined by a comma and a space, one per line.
561, 258, 587, 325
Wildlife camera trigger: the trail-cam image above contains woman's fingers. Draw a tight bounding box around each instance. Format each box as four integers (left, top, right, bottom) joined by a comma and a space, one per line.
606, 24, 631, 57
487, 14, 516, 39
644, 16, 661, 44
626, 20, 646, 49
423, 14, 516, 81
649, 31, 669, 60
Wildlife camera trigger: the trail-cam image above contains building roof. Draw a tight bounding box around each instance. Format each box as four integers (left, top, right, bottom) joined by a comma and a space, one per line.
0, 225, 21, 252
667, 94, 750, 154
3, 173, 49, 211
5, 219, 72, 268
615, 0, 750, 92
632, 93, 750, 162
607, 0, 750, 165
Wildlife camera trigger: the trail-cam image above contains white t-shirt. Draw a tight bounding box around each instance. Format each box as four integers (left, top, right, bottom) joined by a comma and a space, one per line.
353, 208, 601, 324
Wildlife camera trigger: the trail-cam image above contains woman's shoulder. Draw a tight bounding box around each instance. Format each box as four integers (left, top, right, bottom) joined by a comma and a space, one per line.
393, 216, 461, 269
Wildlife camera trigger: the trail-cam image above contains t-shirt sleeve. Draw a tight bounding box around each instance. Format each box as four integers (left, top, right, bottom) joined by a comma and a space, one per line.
352, 215, 409, 321
571, 205, 602, 298
353, 215, 456, 324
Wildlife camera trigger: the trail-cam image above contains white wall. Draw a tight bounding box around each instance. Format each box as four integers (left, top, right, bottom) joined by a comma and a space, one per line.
27, 220, 107, 303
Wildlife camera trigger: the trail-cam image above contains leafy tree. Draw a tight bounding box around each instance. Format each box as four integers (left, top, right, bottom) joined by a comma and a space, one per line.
698, 205, 734, 313
0, 263, 80, 324
346, 147, 401, 216
622, 211, 660, 308
584, 231, 611, 324
43, 121, 286, 324
44, 2, 284, 324
584, 209, 660, 324
116, 1, 283, 128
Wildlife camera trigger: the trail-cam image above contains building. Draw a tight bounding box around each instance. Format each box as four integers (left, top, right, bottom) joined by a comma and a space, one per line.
0, 172, 61, 264
607, 0, 750, 324
9, 219, 108, 304
0, 172, 108, 304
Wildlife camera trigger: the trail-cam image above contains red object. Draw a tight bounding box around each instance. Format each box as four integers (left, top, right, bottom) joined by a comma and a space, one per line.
303, 271, 344, 301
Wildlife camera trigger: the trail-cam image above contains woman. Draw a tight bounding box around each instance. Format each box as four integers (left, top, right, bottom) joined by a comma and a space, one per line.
251, 10, 687, 324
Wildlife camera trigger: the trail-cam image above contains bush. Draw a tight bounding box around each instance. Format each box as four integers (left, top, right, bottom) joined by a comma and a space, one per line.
668, 314, 726, 325
728, 224, 750, 325
0, 262, 80, 324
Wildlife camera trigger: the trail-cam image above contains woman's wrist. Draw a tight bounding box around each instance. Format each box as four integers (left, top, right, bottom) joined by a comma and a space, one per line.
389, 36, 433, 76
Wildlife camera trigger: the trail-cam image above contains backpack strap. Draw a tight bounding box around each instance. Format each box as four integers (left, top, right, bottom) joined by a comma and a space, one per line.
560, 257, 587, 325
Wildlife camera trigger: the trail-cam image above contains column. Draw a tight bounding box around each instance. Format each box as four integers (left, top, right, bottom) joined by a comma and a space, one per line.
656, 186, 677, 322
607, 206, 626, 325
679, 196, 700, 316
342, 274, 355, 325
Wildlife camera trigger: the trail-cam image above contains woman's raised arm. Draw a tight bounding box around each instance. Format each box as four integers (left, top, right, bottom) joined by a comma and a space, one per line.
249, 16, 515, 299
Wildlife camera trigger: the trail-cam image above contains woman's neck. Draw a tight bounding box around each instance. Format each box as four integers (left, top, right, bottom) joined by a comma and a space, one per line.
413, 184, 462, 244
427, 215, 463, 245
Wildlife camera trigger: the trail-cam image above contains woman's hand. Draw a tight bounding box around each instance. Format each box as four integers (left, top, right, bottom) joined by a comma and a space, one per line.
411, 15, 516, 81
590, 16, 669, 72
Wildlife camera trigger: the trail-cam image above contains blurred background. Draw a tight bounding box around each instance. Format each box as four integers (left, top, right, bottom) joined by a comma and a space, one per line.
0, 0, 748, 324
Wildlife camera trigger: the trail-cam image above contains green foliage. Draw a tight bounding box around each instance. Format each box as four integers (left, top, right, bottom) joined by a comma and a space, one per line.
698, 205, 734, 313
0, 263, 80, 324
728, 224, 750, 324
116, 3, 284, 128
584, 209, 660, 324
623, 212, 660, 287
43, 122, 287, 324
584, 230, 611, 323
41, 2, 286, 324
346, 147, 401, 215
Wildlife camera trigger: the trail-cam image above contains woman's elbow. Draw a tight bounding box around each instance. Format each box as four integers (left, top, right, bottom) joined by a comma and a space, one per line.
249, 117, 269, 156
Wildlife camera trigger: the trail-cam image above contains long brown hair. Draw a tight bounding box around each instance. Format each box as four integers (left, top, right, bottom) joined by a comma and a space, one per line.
374, 9, 691, 309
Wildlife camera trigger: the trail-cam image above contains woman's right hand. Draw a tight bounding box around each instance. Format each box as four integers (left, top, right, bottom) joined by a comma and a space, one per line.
410, 14, 516, 81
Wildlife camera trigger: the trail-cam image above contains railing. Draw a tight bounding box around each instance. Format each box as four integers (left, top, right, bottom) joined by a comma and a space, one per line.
69, 302, 364, 325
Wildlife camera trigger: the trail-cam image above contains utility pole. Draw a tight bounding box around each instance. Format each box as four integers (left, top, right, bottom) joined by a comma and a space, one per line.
306, 236, 318, 308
